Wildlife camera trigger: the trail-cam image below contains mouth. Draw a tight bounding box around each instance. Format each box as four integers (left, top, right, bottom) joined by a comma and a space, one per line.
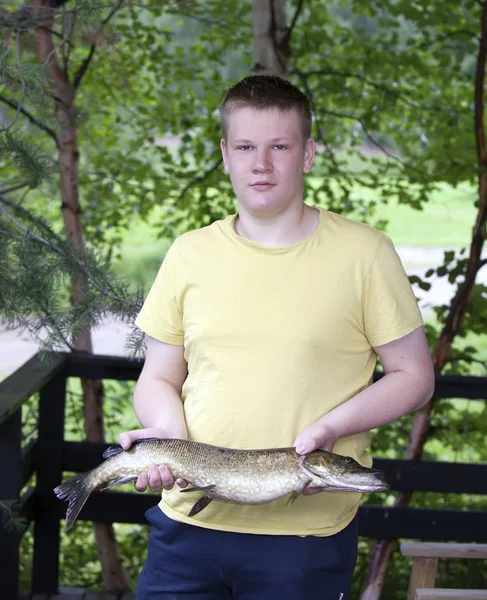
251, 182, 275, 191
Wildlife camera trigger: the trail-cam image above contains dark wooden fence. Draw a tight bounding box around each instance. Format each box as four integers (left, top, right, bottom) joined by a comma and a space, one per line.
1, 351, 487, 599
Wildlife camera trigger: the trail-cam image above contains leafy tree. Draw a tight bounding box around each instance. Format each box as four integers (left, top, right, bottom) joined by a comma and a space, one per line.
2, 0, 487, 597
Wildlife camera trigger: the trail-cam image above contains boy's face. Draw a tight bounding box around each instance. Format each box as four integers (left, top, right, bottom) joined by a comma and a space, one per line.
221, 107, 315, 218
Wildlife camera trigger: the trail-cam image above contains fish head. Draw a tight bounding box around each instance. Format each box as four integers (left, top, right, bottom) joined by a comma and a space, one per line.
301, 450, 390, 493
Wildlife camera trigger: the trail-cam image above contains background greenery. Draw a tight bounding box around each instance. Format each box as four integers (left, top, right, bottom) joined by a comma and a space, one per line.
2, 0, 487, 597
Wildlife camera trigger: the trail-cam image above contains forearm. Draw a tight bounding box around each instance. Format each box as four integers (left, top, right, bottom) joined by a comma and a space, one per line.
321, 369, 434, 440
133, 374, 187, 439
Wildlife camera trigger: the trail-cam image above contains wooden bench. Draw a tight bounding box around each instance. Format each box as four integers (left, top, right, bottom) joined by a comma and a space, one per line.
414, 589, 487, 599
401, 541, 487, 600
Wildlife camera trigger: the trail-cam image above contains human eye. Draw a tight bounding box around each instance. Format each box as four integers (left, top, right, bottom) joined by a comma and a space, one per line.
273, 144, 288, 150
236, 145, 252, 151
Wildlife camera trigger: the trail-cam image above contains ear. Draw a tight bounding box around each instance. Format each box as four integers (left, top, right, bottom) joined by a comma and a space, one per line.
221, 138, 230, 173
303, 138, 316, 174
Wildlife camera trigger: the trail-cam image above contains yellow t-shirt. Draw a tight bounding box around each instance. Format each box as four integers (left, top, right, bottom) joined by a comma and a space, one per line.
135, 206, 423, 536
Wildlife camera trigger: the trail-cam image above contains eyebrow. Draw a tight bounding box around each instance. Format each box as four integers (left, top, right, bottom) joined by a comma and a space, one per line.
232, 137, 292, 144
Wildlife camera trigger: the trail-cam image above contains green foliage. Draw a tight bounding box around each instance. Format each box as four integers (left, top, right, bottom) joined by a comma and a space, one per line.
0, 202, 146, 356
2, 0, 487, 596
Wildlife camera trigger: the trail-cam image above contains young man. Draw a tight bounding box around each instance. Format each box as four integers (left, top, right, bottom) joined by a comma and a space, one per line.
119, 75, 435, 600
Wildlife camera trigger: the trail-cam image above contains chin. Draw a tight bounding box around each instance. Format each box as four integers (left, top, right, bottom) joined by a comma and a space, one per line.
242, 196, 286, 215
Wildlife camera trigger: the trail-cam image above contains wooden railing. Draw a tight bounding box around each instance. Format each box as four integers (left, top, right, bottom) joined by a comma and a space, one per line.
1, 351, 487, 598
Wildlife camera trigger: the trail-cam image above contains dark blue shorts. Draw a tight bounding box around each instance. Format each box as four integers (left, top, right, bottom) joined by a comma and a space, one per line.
136, 505, 358, 600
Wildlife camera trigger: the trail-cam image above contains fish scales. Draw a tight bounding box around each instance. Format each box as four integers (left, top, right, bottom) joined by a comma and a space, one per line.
54, 438, 390, 531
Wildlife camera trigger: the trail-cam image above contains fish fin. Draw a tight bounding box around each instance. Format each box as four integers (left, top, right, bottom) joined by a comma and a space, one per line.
102, 438, 164, 459
102, 444, 124, 459
179, 484, 216, 494
100, 476, 138, 491
188, 496, 213, 517
287, 479, 312, 506
53, 471, 94, 532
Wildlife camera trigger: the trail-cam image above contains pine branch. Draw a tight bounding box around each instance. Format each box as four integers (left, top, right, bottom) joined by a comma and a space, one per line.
0, 195, 135, 307
0, 94, 58, 146
0, 500, 26, 533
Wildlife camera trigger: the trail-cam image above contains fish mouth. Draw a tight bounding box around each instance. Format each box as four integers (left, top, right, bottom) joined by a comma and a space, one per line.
304, 462, 390, 493
312, 476, 390, 493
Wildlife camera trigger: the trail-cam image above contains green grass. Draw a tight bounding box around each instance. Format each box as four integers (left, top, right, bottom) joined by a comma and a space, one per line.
371, 182, 477, 247
113, 215, 172, 291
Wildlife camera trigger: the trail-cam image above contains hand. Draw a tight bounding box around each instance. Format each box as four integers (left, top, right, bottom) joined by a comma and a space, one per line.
293, 419, 339, 495
118, 428, 188, 493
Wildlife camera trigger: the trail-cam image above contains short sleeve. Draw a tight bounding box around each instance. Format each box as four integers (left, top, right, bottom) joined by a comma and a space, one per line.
363, 234, 423, 347
135, 243, 184, 345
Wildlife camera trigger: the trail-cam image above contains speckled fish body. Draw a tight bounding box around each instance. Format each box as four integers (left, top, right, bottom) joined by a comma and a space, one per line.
54, 438, 389, 531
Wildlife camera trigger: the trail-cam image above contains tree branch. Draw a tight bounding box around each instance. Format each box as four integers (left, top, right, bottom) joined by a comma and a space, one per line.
282, 0, 304, 48
73, 43, 95, 89
73, 0, 124, 90
413, 28, 479, 50
0, 181, 33, 195
0, 94, 58, 146
319, 105, 428, 179
177, 158, 223, 202
295, 71, 343, 173
294, 68, 456, 114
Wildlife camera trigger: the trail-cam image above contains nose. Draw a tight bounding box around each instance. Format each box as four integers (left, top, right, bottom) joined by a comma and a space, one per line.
252, 149, 273, 173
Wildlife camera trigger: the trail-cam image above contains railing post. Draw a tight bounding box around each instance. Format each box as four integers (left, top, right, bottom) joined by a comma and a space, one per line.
0, 408, 22, 600
32, 371, 67, 594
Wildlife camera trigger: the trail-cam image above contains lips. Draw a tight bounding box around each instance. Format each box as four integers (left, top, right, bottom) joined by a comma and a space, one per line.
251, 182, 275, 191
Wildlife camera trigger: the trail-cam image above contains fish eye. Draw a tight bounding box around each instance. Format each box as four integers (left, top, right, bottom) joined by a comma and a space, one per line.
344, 457, 353, 464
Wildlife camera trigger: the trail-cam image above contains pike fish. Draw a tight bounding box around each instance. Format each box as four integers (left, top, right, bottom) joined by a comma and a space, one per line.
54, 438, 389, 531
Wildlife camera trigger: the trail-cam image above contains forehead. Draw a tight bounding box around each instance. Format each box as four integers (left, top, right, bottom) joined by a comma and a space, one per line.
225, 107, 302, 141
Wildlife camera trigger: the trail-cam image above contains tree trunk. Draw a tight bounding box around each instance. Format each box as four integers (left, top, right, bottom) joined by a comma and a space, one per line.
361, 5, 487, 599
32, 0, 130, 591
252, 0, 289, 77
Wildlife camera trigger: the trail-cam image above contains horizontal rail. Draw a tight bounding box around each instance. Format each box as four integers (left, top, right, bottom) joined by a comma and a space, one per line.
66, 352, 143, 381
374, 458, 487, 494
65, 353, 487, 399
0, 353, 67, 426
358, 506, 487, 542
44, 490, 487, 543
60, 441, 487, 495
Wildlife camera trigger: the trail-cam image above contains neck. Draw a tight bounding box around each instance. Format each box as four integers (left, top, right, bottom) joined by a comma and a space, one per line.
234, 204, 319, 247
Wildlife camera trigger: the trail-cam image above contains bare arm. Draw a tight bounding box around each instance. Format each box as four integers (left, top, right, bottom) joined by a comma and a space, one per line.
293, 326, 435, 455
118, 335, 188, 492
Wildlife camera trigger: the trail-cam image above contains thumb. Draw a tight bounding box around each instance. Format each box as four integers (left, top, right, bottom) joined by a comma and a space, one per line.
118, 429, 145, 450
294, 432, 321, 455
294, 425, 335, 455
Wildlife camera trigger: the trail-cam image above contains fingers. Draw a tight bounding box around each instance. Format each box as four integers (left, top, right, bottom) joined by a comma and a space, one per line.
118, 431, 134, 450
293, 423, 337, 455
118, 428, 167, 451
135, 471, 149, 492
134, 464, 188, 493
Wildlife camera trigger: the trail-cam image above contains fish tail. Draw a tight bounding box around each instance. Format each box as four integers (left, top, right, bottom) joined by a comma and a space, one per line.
53, 471, 94, 532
